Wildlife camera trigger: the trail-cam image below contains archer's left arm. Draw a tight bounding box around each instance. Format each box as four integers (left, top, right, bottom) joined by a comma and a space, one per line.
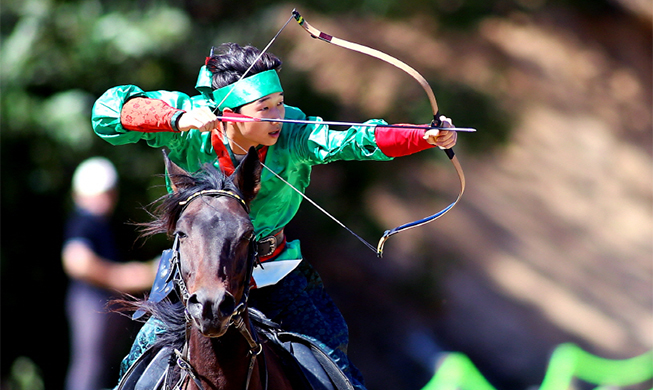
375, 116, 457, 157
423, 116, 457, 149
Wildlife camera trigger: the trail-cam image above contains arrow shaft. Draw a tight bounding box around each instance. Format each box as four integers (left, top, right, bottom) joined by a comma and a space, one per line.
216, 115, 476, 132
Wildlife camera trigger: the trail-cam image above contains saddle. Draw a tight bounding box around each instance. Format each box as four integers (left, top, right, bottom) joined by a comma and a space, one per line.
117, 310, 354, 390
253, 310, 355, 390
278, 331, 355, 390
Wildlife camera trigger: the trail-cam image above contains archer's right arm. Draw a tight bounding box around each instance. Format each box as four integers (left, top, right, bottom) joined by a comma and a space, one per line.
91, 85, 212, 148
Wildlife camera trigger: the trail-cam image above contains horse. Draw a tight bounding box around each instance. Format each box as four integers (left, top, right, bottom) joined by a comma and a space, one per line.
117, 148, 311, 390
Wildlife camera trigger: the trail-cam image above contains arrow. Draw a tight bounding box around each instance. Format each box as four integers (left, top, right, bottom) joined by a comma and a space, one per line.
216, 112, 476, 132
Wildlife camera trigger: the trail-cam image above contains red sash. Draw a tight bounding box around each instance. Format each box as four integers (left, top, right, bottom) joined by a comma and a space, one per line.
210, 129, 268, 176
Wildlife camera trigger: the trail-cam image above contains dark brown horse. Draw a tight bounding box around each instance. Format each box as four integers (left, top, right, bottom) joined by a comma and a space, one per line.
120, 148, 307, 390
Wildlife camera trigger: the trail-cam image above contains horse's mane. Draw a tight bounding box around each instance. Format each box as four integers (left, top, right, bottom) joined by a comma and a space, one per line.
111, 297, 187, 350
139, 162, 241, 238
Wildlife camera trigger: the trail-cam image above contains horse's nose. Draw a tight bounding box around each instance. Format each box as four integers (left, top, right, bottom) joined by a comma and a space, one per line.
187, 289, 236, 320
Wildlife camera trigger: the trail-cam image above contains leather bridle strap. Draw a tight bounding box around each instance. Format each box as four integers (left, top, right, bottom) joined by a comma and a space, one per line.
172, 188, 264, 390
233, 314, 268, 390
178, 189, 249, 212
174, 346, 205, 390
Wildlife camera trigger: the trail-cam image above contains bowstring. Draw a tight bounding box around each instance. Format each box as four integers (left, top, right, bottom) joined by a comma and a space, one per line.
211, 12, 378, 254
215, 14, 295, 110
222, 131, 378, 254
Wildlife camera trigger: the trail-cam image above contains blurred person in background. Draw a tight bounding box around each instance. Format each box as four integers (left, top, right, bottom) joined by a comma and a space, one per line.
62, 157, 157, 390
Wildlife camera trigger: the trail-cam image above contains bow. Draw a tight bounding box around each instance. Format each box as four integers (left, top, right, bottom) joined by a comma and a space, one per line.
291, 10, 467, 257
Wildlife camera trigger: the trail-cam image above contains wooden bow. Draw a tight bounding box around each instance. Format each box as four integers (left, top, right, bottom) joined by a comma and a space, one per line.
292, 10, 467, 257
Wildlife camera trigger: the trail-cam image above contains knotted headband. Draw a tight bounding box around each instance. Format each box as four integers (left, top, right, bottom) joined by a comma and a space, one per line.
195, 66, 283, 110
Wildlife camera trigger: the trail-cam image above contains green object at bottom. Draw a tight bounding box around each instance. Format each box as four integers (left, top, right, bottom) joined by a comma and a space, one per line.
421, 343, 653, 390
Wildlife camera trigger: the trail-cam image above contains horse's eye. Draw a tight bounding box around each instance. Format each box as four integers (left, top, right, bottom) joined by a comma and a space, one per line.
175, 231, 188, 239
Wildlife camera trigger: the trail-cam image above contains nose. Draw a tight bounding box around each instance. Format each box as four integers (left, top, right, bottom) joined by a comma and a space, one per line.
269, 107, 283, 123
187, 289, 236, 321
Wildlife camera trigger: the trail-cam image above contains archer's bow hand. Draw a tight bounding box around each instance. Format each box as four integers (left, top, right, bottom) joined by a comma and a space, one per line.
176, 107, 220, 132
424, 115, 457, 149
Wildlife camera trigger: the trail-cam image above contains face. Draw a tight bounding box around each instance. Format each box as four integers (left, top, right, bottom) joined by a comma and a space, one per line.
176, 196, 254, 337
74, 189, 118, 216
224, 92, 285, 153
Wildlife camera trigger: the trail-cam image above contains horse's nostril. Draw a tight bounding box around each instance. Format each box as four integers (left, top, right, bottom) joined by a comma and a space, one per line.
187, 293, 208, 318
188, 290, 236, 320
219, 292, 236, 317
188, 294, 200, 305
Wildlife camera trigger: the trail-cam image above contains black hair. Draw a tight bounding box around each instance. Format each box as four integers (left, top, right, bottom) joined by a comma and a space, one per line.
206, 43, 282, 90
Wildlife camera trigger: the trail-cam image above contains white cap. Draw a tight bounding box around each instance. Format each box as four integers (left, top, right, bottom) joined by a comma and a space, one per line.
72, 157, 118, 196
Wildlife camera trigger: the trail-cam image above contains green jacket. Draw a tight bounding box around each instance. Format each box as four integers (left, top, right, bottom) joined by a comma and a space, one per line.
92, 85, 394, 285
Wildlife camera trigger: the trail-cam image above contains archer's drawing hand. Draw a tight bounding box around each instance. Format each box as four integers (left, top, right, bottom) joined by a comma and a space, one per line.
424, 116, 457, 149
177, 107, 220, 132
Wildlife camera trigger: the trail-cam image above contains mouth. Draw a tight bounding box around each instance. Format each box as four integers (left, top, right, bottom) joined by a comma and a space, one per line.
268, 129, 281, 138
194, 316, 231, 338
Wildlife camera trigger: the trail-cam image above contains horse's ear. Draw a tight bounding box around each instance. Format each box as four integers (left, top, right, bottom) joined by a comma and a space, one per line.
163, 150, 193, 193
232, 147, 261, 205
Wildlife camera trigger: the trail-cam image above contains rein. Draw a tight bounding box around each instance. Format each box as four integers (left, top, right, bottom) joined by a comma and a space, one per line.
170, 189, 266, 390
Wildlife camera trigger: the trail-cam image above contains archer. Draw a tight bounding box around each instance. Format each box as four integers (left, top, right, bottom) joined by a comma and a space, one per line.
92, 42, 457, 390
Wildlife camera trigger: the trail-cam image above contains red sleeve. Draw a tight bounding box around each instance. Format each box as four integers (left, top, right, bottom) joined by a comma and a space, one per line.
120, 97, 184, 132
374, 125, 435, 157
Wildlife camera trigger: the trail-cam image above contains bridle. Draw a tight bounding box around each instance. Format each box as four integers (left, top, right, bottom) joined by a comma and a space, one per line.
168, 189, 267, 390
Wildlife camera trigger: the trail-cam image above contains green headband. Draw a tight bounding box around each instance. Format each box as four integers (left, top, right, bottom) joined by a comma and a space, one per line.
195, 66, 283, 110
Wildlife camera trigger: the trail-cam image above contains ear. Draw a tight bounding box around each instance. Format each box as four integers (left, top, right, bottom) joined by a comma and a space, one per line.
163, 150, 194, 193
231, 147, 261, 205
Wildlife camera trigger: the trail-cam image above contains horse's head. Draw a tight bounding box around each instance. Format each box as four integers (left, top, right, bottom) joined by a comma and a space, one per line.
162, 147, 261, 338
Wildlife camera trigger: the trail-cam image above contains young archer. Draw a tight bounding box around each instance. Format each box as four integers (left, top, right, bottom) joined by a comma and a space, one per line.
92, 42, 457, 389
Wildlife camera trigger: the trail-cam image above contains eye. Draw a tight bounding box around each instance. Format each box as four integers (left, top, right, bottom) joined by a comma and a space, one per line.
175, 231, 188, 240
240, 228, 254, 243
243, 230, 254, 242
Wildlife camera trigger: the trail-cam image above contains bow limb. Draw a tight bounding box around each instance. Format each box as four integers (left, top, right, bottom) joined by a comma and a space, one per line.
376, 152, 466, 256
292, 9, 466, 257
292, 10, 439, 120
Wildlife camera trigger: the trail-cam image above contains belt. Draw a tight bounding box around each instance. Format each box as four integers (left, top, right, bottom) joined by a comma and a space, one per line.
257, 229, 286, 260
